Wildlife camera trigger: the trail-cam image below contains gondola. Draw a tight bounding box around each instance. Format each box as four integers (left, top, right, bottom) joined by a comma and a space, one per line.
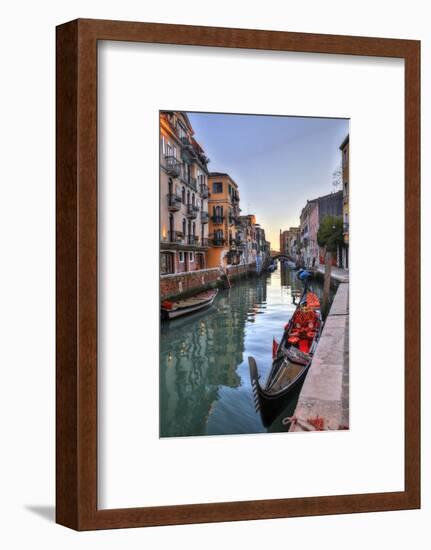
248, 286, 322, 426
161, 288, 218, 320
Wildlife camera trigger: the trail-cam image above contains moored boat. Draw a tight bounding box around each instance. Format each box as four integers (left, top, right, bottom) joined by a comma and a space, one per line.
161, 288, 218, 320
248, 288, 322, 426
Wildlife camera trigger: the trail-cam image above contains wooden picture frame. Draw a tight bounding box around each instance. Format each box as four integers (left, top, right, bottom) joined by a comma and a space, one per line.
56, 18, 420, 530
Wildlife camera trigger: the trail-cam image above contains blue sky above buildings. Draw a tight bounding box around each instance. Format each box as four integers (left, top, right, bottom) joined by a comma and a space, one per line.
187, 112, 349, 248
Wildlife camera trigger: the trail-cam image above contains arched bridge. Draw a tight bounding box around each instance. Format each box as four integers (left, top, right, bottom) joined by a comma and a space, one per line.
270, 253, 295, 262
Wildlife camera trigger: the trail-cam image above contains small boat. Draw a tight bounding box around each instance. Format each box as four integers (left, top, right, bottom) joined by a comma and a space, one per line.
161, 288, 218, 320
248, 288, 322, 426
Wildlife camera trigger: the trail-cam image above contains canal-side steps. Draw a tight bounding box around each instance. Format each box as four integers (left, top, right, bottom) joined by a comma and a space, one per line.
289, 282, 349, 432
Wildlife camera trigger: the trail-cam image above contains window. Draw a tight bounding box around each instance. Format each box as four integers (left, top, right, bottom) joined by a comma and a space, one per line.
182, 187, 186, 203
160, 252, 174, 274
212, 181, 223, 193
161, 135, 166, 155
179, 251, 184, 263
182, 218, 186, 236
189, 252, 194, 262
177, 122, 187, 139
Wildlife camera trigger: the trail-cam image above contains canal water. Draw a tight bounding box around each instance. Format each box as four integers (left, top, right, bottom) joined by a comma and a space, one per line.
160, 264, 334, 438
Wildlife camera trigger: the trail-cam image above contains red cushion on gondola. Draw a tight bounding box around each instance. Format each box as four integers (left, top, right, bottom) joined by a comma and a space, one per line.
306, 292, 320, 309
298, 340, 310, 353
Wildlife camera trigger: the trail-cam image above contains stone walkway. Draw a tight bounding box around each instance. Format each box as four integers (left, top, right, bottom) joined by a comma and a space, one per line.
290, 282, 349, 432
316, 265, 349, 283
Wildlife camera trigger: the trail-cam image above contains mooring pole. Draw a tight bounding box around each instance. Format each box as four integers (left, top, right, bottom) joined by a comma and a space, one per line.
322, 250, 332, 316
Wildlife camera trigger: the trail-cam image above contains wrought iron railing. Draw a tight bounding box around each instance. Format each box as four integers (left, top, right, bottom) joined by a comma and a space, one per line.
167, 193, 182, 211
163, 155, 181, 177
187, 204, 198, 218
166, 230, 183, 243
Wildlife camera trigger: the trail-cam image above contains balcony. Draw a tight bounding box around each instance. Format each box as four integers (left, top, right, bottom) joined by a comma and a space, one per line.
212, 237, 226, 246
166, 230, 184, 243
201, 211, 209, 224
187, 235, 200, 246
181, 173, 197, 191
187, 204, 199, 219
231, 191, 240, 204
200, 184, 209, 199
211, 215, 224, 224
188, 176, 197, 191
180, 135, 192, 148
163, 155, 181, 177
167, 193, 182, 212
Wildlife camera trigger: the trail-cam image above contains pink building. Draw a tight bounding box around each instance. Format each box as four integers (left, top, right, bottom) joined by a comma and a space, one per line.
299, 199, 319, 267
308, 202, 319, 265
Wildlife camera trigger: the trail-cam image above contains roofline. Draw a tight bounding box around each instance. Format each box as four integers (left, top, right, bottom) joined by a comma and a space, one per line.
208, 172, 238, 187
339, 134, 349, 150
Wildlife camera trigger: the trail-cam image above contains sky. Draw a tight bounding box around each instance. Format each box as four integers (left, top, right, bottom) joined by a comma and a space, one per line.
187, 112, 349, 249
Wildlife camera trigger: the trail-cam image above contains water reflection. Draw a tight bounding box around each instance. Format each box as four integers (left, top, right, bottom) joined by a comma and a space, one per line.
160, 265, 332, 437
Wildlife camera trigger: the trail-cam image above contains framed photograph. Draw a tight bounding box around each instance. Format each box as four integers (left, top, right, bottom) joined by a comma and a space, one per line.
56, 19, 420, 530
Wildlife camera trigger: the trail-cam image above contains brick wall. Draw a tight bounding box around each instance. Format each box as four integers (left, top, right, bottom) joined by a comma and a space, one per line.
160, 263, 259, 300
160, 267, 221, 300
227, 263, 256, 281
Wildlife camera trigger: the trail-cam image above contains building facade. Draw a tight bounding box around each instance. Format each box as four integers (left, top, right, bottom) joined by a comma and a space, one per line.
340, 135, 349, 269
280, 230, 289, 256
298, 191, 344, 267
287, 227, 300, 261
237, 215, 258, 266
315, 190, 343, 265
255, 224, 270, 272
299, 200, 318, 267
280, 227, 300, 260
160, 111, 210, 274
207, 173, 241, 268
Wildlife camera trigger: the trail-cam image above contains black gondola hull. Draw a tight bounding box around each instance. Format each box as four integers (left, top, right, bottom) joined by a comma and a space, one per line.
249, 356, 310, 427
248, 285, 322, 427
